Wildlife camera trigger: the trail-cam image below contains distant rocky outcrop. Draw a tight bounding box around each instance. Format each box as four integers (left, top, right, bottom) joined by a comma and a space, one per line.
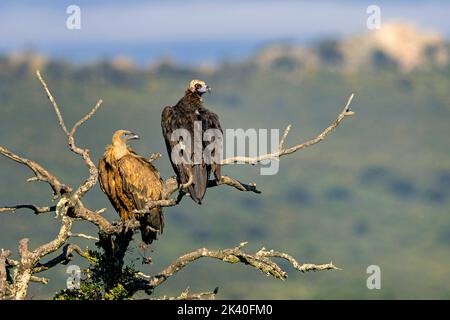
255, 22, 450, 73
110, 55, 137, 72
0, 50, 47, 75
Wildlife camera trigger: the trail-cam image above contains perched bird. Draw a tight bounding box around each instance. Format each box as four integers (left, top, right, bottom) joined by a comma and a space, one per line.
161, 80, 223, 204
98, 130, 164, 244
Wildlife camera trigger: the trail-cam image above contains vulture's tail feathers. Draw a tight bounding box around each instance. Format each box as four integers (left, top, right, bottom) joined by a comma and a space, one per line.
140, 208, 164, 244
188, 165, 208, 204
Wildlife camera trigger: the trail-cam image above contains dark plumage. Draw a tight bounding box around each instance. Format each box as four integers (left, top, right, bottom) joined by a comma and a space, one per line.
98, 130, 164, 244
161, 80, 222, 204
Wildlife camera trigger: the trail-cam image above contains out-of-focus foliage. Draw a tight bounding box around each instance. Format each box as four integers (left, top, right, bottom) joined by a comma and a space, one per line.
54, 249, 136, 300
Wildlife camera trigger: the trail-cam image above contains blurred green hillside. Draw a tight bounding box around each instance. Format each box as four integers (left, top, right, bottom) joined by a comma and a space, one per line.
1, 33, 450, 299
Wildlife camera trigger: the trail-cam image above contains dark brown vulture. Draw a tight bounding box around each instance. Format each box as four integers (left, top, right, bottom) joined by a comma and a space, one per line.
161, 80, 222, 204
98, 130, 164, 244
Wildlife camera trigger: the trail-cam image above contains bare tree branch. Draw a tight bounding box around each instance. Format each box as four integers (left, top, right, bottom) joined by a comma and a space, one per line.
9, 208, 73, 299
255, 248, 341, 272
69, 101, 103, 199
0, 249, 12, 299
0, 146, 71, 198
33, 244, 93, 274
12, 239, 33, 300
72, 203, 117, 234
0, 205, 56, 215
36, 70, 70, 136
208, 175, 261, 194
33, 211, 73, 259
133, 198, 183, 215
132, 242, 338, 294
36, 70, 104, 200
69, 99, 103, 141
68, 232, 99, 241
221, 94, 355, 165
5, 258, 18, 267
139, 174, 261, 215
30, 276, 49, 284
279, 124, 292, 151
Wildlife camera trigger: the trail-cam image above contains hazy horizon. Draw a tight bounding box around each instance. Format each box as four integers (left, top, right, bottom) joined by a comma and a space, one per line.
1, 0, 449, 65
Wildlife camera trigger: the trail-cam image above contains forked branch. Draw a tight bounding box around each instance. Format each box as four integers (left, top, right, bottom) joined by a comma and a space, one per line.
221, 94, 355, 165
0, 205, 56, 215
132, 242, 338, 294
0, 146, 71, 198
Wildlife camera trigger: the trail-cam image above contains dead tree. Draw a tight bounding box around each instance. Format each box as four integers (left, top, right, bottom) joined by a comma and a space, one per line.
0, 70, 354, 300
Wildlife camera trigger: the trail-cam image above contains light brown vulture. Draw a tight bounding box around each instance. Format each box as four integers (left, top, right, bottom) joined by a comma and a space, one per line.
98, 130, 164, 244
161, 80, 223, 204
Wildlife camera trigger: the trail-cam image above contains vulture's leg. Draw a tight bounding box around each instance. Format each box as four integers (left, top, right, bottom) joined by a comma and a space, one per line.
180, 166, 194, 190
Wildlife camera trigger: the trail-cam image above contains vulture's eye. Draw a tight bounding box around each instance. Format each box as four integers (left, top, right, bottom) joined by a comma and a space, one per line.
195, 83, 202, 89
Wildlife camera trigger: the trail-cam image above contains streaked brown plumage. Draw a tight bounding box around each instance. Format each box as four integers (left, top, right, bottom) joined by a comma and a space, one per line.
98, 130, 164, 244
161, 80, 222, 204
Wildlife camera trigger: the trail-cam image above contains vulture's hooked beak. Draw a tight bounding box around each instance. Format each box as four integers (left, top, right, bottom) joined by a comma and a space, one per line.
126, 133, 140, 141
199, 84, 211, 94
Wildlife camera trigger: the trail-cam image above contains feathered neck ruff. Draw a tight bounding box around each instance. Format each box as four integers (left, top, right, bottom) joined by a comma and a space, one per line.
175, 91, 203, 112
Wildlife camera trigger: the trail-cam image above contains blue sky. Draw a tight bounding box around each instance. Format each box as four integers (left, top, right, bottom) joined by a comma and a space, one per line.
1, 1, 449, 64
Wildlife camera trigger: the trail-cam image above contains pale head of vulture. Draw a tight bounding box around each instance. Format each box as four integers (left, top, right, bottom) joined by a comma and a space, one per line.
111, 129, 140, 159
187, 79, 211, 95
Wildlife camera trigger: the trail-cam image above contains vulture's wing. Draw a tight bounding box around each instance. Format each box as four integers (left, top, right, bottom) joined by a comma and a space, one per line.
118, 154, 164, 242
161, 106, 196, 189
201, 109, 223, 133
98, 153, 122, 214
98, 156, 110, 195
162, 106, 182, 178
200, 108, 223, 181
117, 154, 163, 211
